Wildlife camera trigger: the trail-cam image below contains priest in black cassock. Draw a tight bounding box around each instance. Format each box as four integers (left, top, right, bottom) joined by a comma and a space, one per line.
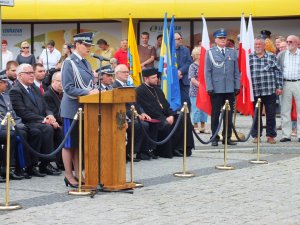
136, 68, 194, 158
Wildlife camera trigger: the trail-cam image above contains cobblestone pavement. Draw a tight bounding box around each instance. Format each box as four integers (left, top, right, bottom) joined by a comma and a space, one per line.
0, 114, 300, 225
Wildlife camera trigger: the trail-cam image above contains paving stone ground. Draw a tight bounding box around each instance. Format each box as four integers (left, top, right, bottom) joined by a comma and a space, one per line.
0, 114, 299, 225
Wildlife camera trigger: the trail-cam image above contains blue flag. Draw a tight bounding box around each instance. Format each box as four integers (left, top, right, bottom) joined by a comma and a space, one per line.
169, 15, 181, 111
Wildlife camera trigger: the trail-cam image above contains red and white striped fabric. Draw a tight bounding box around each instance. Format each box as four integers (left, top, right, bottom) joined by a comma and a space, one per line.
236, 14, 254, 116
196, 15, 211, 115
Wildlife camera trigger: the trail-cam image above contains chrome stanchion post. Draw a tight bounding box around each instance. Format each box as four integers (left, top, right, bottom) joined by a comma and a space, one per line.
130, 105, 143, 188
174, 102, 195, 178
216, 100, 235, 170
0, 113, 22, 211
69, 108, 92, 196
250, 98, 268, 164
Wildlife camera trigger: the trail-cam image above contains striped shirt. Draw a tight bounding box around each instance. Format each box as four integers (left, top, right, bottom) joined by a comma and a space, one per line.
249, 51, 283, 97
283, 48, 300, 80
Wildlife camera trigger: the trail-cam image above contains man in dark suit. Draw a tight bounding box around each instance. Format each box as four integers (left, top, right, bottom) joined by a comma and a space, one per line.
0, 73, 44, 179
44, 71, 64, 169
112, 64, 156, 160
33, 63, 48, 95
9, 63, 61, 175
175, 33, 193, 109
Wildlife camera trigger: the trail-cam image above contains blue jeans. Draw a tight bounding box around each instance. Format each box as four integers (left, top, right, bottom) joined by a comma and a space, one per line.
190, 96, 208, 124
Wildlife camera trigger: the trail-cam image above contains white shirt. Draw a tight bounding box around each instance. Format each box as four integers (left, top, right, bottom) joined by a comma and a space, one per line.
39, 48, 61, 70
2, 50, 13, 69
283, 48, 300, 80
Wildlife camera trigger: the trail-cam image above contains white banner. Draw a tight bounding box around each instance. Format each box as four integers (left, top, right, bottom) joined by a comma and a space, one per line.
0, 0, 14, 6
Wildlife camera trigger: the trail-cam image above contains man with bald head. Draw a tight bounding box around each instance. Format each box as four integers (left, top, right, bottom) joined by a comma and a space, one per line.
277, 35, 300, 142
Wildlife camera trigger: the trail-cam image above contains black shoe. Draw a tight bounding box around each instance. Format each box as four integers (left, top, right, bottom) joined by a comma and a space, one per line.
211, 140, 218, 146
137, 152, 151, 160
298, 138, 300, 142
27, 167, 46, 177
280, 138, 291, 142
48, 164, 62, 175
126, 154, 141, 162
15, 169, 31, 179
9, 171, 23, 180
40, 164, 61, 176
0, 176, 5, 183
64, 177, 78, 188
146, 149, 159, 159
173, 150, 183, 157
222, 140, 237, 145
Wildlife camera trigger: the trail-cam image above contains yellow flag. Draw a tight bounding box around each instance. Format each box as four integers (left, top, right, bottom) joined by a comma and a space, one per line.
128, 17, 141, 86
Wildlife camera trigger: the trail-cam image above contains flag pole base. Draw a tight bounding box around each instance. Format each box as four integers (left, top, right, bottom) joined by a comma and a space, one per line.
173, 171, 195, 178
0, 202, 22, 211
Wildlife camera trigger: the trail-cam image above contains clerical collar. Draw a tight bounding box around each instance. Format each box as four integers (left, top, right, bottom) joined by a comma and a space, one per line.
144, 83, 154, 88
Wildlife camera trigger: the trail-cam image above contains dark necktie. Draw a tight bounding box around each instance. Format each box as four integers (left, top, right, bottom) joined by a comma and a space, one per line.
82, 59, 88, 68
27, 87, 36, 104
221, 49, 225, 57
105, 87, 109, 90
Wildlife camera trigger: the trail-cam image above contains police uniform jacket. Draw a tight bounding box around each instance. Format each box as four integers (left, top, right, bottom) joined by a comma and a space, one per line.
205, 46, 240, 93
60, 53, 95, 119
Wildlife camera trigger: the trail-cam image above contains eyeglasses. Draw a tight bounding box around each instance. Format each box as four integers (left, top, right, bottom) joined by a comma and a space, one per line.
175, 38, 182, 41
117, 71, 129, 73
287, 41, 294, 44
22, 47, 29, 49
20, 71, 34, 75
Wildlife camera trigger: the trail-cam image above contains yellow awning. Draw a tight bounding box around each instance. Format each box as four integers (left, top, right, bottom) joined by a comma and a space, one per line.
2, 0, 300, 21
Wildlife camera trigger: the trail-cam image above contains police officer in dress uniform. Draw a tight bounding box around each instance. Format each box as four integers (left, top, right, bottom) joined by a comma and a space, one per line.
205, 28, 240, 146
61, 32, 99, 187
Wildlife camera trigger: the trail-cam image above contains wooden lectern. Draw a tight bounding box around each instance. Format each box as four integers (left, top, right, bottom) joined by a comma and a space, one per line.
78, 88, 135, 191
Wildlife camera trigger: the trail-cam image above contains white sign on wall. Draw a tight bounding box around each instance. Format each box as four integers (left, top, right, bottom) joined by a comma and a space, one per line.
0, 0, 14, 6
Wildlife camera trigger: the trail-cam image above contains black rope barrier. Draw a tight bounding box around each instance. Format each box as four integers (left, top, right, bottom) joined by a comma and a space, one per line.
192, 109, 225, 144
137, 111, 184, 145
14, 118, 78, 159
231, 106, 259, 142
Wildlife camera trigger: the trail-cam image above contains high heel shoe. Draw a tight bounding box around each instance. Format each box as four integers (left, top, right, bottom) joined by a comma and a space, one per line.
74, 177, 85, 185
64, 177, 78, 188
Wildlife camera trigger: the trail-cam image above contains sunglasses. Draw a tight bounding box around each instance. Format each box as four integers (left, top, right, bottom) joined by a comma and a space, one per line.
22, 47, 29, 49
287, 41, 294, 44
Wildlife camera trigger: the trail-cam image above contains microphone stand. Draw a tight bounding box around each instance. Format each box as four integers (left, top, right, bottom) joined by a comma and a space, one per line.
90, 59, 134, 197
93, 58, 105, 195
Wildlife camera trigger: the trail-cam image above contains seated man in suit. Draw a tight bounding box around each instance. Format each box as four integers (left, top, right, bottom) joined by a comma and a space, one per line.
9, 63, 61, 176
33, 63, 48, 95
44, 71, 64, 169
112, 64, 157, 160
0, 73, 44, 179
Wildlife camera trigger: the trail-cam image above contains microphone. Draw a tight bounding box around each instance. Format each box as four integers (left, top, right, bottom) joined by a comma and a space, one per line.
90, 53, 110, 61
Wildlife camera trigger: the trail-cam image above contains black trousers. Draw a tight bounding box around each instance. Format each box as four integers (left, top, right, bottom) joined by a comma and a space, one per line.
127, 120, 149, 155
210, 93, 235, 140
251, 94, 277, 138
